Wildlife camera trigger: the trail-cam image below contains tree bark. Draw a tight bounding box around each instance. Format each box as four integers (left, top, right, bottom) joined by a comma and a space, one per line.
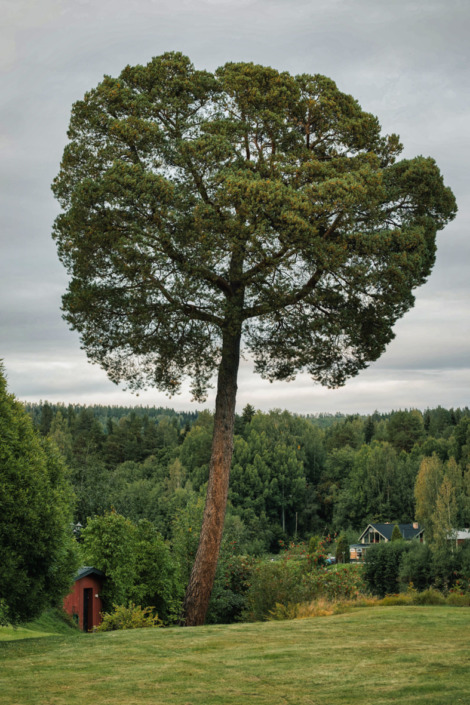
183, 326, 241, 626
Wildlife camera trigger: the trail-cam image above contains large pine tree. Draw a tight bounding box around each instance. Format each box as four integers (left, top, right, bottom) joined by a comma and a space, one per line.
52, 53, 456, 624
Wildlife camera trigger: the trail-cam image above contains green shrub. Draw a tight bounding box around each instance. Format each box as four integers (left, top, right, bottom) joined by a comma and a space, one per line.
207, 554, 255, 624
431, 546, 461, 591
446, 593, 470, 606
379, 594, 412, 606
364, 541, 410, 597
459, 543, 470, 579
242, 554, 306, 621
267, 602, 301, 621
449, 577, 470, 595
0, 599, 9, 627
335, 534, 350, 564
308, 536, 322, 554
268, 595, 379, 621
95, 603, 163, 631
306, 536, 328, 568
399, 542, 434, 592
243, 553, 365, 622
411, 588, 445, 606
303, 564, 365, 601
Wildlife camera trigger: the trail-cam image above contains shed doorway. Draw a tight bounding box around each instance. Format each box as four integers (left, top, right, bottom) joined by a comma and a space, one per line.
83, 588, 93, 632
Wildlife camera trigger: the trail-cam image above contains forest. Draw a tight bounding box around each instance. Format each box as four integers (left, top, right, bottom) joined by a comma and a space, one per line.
26, 401, 470, 549
2, 390, 469, 627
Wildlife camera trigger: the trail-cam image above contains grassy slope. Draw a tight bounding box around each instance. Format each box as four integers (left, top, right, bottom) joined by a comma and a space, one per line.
1, 607, 469, 705
0, 609, 81, 642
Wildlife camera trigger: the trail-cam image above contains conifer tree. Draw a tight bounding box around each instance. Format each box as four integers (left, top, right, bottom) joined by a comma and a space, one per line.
52, 52, 456, 624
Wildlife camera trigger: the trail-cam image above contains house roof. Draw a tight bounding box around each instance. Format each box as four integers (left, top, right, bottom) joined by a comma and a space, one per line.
358, 523, 424, 542
74, 566, 105, 581
448, 529, 470, 541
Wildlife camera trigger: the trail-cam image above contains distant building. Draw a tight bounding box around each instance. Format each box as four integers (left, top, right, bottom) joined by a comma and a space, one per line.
63, 566, 105, 632
350, 522, 424, 561
447, 529, 470, 545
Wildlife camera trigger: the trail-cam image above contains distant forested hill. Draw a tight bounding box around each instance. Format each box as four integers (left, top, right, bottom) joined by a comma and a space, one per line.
23, 401, 470, 552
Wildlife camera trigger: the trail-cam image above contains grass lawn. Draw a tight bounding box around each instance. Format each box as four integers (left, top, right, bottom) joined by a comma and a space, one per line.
0, 610, 82, 642
1, 606, 469, 705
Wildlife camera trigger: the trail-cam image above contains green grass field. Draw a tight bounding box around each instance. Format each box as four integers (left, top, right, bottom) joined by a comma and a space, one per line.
1, 607, 469, 705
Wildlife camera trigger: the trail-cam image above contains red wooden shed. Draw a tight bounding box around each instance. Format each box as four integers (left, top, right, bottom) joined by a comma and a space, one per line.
63, 566, 105, 632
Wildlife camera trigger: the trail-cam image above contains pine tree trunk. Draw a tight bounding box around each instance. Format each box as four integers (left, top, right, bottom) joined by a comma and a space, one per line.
183, 327, 241, 626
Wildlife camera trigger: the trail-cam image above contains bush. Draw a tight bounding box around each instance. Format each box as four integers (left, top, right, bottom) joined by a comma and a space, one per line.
268, 595, 378, 621
364, 541, 411, 597
243, 554, 306, 621
399, 542, 434, 592
446, 593, 470, 606
207, 554, 255, 624
308, 537, 329, 568
459, 543, 470, 579
303, 564, 365, 601
432, 546, 461, 591
448, 577, 470, 595
268, 599, 334, 621
0, 598, 10, 627
379, 594, 412, 606
335, 534, 350, 564
243, 551, 365, 622
411, 588, 445, 606
95, 603, 163, 631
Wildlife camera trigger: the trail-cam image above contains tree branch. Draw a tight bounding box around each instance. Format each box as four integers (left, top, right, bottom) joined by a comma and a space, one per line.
242, 268, 324, 319
155, 230, 233, 297
146, 271, 224, 326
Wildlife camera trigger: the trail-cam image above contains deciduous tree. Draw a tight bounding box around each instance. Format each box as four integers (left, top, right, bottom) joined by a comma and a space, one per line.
414, 454, 444, 542
0, 365, 78, 624
52, 52, 456, 624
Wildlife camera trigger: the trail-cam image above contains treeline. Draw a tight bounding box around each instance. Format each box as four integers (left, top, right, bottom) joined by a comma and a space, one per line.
26, 402, 470, 552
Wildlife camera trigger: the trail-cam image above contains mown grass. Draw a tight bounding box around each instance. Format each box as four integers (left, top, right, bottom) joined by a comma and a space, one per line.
0, 609, 80, 642
1, 607, 469, 705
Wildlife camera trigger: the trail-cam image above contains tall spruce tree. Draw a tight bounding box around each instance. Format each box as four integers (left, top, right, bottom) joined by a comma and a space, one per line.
52, 52, 456, 624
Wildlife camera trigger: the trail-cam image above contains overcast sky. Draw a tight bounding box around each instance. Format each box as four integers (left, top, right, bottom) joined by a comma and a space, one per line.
1, 0, 468, 415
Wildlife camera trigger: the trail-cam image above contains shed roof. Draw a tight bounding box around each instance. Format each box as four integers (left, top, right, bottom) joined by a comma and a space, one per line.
74, 566, 105, 581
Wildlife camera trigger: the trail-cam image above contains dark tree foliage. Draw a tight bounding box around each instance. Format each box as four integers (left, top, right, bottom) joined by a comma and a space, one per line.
335, 534, 350, 564
387, 410, 424, 452
364, 541, 411, 597
39, 402, 54, 436
0, 366, 78, 624
399, 542, 434, 591
364, 416, 375, 444
52, 52, 456, 624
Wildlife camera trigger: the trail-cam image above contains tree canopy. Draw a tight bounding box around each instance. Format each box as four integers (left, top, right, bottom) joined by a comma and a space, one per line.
52, 52, 456, 399
0, 365, 78, 624
52, 52, 456, 624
